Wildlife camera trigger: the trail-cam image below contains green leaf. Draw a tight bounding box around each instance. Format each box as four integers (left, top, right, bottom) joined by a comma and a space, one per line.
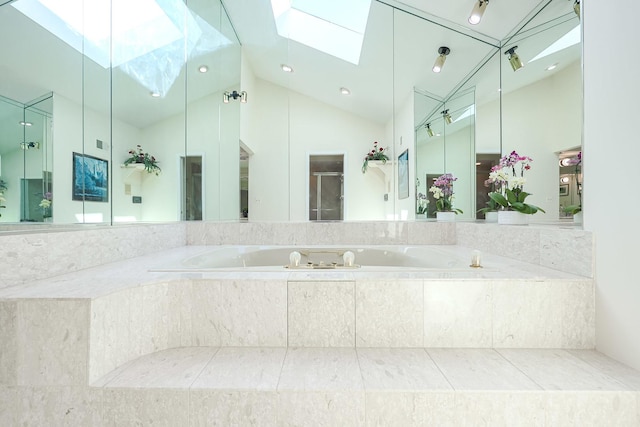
488, 192, 508, 207
517, 191, 530, 203
506, 189, 517, 205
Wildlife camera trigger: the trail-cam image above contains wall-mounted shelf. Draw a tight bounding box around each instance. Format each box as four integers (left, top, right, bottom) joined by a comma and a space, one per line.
120, 163, 146, 182
366, 160, 394, 182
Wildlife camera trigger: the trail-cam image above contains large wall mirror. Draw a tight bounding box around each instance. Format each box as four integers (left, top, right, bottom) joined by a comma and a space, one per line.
0, 0, 581, 229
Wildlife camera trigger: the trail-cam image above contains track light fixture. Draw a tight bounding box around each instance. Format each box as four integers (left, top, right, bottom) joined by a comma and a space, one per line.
20, 141, 40, 150
505, 46, 524, 72
468, 0, 488, 25
425, 123, 435, 137
223, 90, 247, 104
432, 47, 450, 73
572, 0, 580, 19
442, 110, 453, 124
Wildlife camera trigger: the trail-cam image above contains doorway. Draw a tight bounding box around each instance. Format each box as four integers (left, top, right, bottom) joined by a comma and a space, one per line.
180, 156, 203, 221
309, 155, 344, 221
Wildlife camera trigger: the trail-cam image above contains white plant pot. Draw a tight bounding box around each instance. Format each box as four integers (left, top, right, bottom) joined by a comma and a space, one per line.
573, 211, 583, 224
484, 211, 498, 223
498, 210, 529, 225
436, 211, 456, 222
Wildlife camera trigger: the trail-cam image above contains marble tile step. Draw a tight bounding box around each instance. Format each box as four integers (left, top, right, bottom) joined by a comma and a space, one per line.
94, 347, 640, 392
85, 347, 640, 426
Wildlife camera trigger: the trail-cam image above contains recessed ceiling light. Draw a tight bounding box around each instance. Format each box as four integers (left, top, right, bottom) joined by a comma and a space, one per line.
150, 91, 161, 98
340, 87, 351, 96
198, 65, 208, 73
546, 63, 558, 71
281, 64, 293, 73
19, 121, 33, 126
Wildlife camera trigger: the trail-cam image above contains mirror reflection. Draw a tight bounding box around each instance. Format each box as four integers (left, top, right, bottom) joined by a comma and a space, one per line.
0, 0, 581, 228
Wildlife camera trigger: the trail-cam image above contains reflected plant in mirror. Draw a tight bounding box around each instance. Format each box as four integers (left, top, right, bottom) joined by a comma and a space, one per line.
487, 151, 545, 215
429, 173, 463, 214
124, 145, 161, 176
0, 179, 6, 217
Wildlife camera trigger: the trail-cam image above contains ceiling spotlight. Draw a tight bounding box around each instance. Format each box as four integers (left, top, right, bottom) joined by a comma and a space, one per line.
281, 64, 293, 73
505, 46, 524, 71
442, 109, 453, 124
340, 87, 351, 96
223, 90, 248, 104
572, 0, 580, 19
432, 46, 450, 73
425, 123, 435, 137
150, 91, 161, 98
560, 176, 570, 184
468, 0, 488, 25
559, 158, 573, 167
546, 63, 558, 71
19, 121, 32, 126
198, 65, 208, 73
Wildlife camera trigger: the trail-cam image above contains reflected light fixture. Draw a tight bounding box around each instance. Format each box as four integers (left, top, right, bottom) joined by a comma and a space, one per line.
19, 121, 32, 126
442, 109, 453, 124
223, 90, 248, 103
432, 46, 450, 73
281, 64, 293, 73
340, 87, 351, 96
150, 91, 161, 98
20, 141, 40, 150
505, 46, 524, 71
468, 0, 488, 25
198, 65, 208, 73
572, 0, 580, 19
560, 176, 570, 184
559, 158, 573, 167
425, 123, 435, 137
546, 63, 558, 71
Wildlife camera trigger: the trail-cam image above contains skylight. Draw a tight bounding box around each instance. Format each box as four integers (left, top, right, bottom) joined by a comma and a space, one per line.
270, 0, 372, 65
12, 0, 232, 97
529, 24, 581, 63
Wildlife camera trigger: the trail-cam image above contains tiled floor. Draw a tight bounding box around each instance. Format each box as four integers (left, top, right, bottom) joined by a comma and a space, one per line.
92, 346, 640, 426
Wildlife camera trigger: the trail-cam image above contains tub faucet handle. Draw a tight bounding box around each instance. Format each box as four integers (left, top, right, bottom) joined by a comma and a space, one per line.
289, 251, 301, 267
343, 250, 355, 267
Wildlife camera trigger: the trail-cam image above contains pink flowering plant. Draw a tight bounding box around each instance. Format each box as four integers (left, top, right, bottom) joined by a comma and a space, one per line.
361, 141, 389, 173
124, 145, 161, 175
487, 150, 545, 215
429, 173, 463, 214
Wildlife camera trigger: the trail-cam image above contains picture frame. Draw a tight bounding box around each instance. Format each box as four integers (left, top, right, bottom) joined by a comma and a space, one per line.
72, 152, 109, 202
559, 184, 569, 196
398, 149, 409, 199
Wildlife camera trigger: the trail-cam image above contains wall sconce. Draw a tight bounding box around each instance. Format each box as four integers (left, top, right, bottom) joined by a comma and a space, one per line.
432, 46, 450, 73
505, 46, 524, 71
572, 0, 580, 18
442, 109, 453, 124
223, 90, 247, 104
425, 123, 435, 137
20, 141, 40, 150
468, 0, 488, 25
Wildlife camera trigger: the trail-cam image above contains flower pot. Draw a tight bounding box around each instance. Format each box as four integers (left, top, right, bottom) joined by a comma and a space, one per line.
573, 211, 583, 224
498, 210, 529, 225
484, 211, 498, 223
436, 211, 456, 222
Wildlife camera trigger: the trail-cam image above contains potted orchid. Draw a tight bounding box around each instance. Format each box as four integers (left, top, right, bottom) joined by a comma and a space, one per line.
486, 150, 545, 224
0, 179, 6, 218
429, 173, 462, 222
39, 192, 52, 219
361, 141, 389, 173
416, 192, 428, 217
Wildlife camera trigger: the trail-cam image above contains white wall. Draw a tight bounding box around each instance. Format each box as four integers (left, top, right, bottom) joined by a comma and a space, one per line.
53, 93, 142, 223
392, 91, 415, 220
493, 60, 582, 221
583, 1, 640, 370
242, 77, 389, 221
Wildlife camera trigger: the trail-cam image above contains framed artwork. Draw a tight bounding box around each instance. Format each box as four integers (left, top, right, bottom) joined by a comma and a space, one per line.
398, 149, 409, 199
72, 152, 108, 202
559, 184, 569, 196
